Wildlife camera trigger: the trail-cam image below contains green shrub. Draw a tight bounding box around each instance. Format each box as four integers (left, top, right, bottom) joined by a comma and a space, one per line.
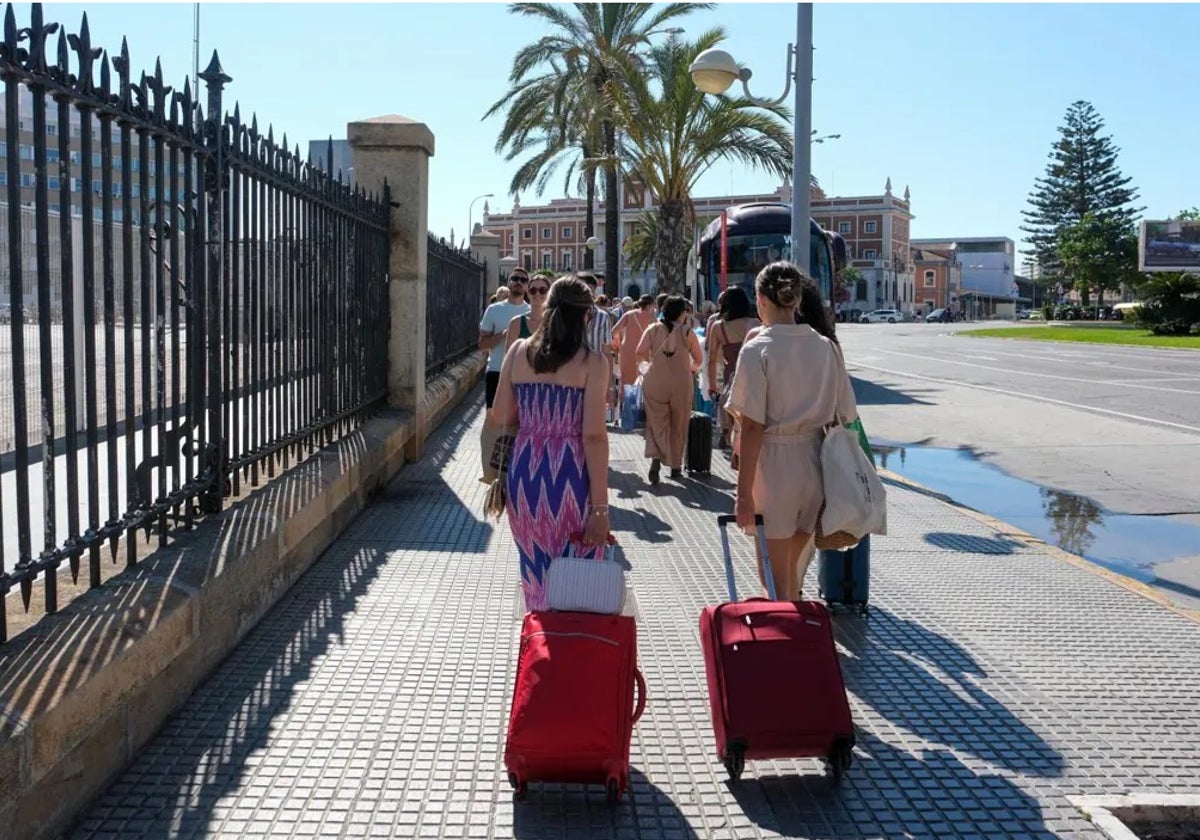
1150, 319, 1191, 336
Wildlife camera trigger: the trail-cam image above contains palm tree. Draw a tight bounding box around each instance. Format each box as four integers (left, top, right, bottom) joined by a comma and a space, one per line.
497, 2, 707, 292
605, 30, 793, 292
623, 211, 660, 277
484, 61, 602, 267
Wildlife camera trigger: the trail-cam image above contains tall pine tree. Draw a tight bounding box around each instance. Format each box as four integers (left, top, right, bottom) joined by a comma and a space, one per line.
1021, 101, 1142, 277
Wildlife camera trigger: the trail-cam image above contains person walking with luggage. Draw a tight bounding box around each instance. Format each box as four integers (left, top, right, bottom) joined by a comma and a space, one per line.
727, 262, 859, 600
490, 275, 612, 611
706, 286, 760, 452
636, 295, 702, 484
611, 294, 656, 414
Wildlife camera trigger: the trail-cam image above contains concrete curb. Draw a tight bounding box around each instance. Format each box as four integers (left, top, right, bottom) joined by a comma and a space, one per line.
1068, 794, 1200, 840
0, 355, 483, 839
877, 467, 1200, 625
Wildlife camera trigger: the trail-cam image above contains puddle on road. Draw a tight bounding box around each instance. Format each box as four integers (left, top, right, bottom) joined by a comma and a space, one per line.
871, 442, 1200, 597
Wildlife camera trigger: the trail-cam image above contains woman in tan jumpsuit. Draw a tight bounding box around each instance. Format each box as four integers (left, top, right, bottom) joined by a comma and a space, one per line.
726, 262, 859, 600
636, 295, 703, 484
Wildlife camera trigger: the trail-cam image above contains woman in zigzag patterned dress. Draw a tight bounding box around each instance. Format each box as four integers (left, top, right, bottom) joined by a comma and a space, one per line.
490, 275, 612, 611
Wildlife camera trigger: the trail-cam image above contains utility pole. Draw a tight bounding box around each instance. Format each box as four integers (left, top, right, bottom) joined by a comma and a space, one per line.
192, 4, 200, 95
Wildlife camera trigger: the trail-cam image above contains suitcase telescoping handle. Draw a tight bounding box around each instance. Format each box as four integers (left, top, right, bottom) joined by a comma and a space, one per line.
716, 514, 777, 602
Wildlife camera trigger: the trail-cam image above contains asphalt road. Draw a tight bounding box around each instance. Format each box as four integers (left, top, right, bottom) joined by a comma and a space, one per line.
840, 320, 1200, 609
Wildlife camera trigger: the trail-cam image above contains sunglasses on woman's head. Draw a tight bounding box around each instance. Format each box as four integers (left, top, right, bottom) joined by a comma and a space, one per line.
528, 285, 550, 296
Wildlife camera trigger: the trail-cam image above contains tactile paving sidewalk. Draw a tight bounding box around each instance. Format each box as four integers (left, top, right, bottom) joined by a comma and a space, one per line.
74, 391, 1200, 839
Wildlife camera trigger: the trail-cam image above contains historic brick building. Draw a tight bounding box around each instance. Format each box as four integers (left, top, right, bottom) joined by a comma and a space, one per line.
481, 176, 916, 311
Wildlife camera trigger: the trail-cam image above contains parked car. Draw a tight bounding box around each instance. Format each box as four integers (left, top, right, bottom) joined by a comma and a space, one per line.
1111, 302, 1141, 321
925, 308, 953, 323
860, 309, 905, 324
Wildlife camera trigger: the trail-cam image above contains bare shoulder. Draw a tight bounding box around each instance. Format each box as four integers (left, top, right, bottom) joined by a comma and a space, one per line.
585, 347, 608, 375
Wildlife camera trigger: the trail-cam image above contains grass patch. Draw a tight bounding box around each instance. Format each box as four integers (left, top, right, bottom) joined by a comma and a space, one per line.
959, 325, 1200, 349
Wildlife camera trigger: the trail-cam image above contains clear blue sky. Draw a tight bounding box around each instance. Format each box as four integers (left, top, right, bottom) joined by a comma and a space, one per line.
16, 3, 1198, 258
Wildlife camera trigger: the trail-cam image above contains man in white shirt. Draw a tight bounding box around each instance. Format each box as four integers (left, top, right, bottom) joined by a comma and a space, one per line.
479, 269, 531, 408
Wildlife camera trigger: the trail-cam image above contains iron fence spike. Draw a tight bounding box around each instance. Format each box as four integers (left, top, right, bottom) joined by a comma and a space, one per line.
198, 47, 231, 85
99, 47, 110, 97
55, 27, 68, 78
4, 5, 18, 56
26, 4, 59, 73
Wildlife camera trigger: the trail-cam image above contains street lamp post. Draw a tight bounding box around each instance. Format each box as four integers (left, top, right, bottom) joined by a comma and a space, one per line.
689, 3, 814, 280
468, 193, 494, 245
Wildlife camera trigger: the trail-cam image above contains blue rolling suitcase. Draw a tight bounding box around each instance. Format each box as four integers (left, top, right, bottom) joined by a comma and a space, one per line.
818, 536, 870, 617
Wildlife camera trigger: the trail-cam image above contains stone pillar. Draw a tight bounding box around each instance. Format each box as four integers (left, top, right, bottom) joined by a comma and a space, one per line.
347, 114, 435, 460
470, 229, 501, 309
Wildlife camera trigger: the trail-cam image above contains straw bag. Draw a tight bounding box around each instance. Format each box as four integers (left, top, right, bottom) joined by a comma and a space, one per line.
814, 504, 861, 551
482, 430, 517, 520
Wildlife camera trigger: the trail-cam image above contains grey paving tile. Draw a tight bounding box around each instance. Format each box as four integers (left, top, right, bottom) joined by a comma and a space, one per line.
70, 390, 1200, 840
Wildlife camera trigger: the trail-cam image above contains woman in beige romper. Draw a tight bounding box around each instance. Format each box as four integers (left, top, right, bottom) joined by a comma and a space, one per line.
637, 295, 703, 484
726, 262, 859, 601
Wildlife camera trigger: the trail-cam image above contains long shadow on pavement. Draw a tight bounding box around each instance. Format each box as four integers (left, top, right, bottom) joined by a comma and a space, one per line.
69, 395, 485, 838
729, 732, 1052, 839
336, 394, 495, 553
836, 606, 1065, 778
71, 542, 394, 838
850, 376, 936, 407
513, 768, 699, 840
724, 605, 1062, 837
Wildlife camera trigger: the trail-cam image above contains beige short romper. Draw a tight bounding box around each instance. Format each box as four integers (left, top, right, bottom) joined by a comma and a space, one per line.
753, 429, 825, 538
725, 323, 859, 541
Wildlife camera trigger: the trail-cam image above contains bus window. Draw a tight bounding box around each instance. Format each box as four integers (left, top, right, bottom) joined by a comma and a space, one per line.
811, 231, 833, 299
725, 233, 790, 276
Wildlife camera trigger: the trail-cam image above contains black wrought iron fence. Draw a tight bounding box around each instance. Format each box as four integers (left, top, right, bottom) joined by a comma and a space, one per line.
425, 234, 484, 378
0, 3, 391, 643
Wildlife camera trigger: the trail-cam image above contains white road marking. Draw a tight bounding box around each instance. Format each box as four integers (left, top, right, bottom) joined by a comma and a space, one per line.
879, 349, 1200, 396
1108, 377, 1200, 384
847, 361, 1200, 435
932, 343, 1200, 378
931, 345, 1195, 376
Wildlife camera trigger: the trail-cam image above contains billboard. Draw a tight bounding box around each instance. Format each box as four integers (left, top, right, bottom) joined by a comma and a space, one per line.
1139, 219, 1200, 272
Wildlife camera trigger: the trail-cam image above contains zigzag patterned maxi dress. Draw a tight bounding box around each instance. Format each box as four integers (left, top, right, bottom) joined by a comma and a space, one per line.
506, 382, 602, 611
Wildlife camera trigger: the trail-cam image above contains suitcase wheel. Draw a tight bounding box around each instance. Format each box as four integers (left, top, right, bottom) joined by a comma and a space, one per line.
828, 740, 853, 785
605, 777, 621, 808
723, 745, 746, 782
508, 772, 528, 801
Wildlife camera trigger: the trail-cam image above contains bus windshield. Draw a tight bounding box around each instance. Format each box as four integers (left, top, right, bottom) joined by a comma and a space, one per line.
706, 231, 834, 301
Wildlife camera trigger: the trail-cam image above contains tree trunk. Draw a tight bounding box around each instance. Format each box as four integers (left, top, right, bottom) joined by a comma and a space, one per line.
656, 201, 688, 294
583, 142, 595, 271
603, 119, 619, 298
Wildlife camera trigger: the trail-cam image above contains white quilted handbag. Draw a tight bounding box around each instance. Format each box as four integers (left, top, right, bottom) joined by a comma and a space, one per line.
545, 543, 626, 615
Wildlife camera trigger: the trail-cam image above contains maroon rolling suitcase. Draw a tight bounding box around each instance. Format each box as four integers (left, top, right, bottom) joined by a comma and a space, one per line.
699, 514, 855, 782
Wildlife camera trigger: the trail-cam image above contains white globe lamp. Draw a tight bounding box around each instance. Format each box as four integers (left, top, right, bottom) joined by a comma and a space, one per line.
688, 48, 742, 95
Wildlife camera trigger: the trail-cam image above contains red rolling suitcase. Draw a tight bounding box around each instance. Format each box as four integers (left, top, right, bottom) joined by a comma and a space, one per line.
699, 514, 855, 782
504, 610, 647, 805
